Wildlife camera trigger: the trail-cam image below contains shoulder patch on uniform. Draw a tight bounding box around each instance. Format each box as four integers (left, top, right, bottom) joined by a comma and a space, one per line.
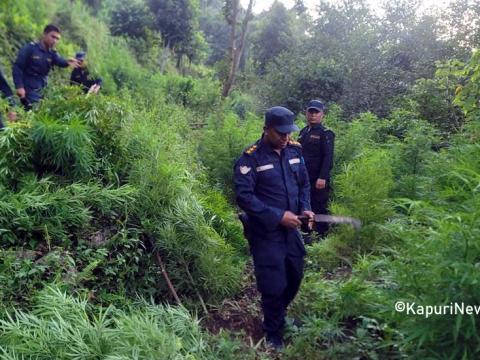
244, 143, 258, 156
239, 166, 251, 175
288, 140, 302, 148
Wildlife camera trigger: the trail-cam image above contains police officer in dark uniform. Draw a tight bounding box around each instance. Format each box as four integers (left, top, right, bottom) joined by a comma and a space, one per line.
234, 106, 314, 350
0, 69, 17, 129
70, 51, 103, 94
12, 24, 79, 109
298, 100, 335, 237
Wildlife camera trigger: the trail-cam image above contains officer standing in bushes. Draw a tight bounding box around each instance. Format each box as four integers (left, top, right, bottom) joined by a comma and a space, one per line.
298, 100, 335, 239
0, 68, 17, 128
234, 106, 314, 350
12, 24, 80, 109
70, 51, 102, 94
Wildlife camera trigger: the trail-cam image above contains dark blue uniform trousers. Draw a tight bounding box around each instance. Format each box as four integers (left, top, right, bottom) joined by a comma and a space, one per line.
251, 229, 305, 336
311, 183, 330, 236
257, 256, 304, 335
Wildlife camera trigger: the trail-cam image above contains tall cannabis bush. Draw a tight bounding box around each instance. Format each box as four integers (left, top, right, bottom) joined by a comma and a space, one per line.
385, 138, 480, 358
198, 111, 259, 196
0, 286, 252, 359
129, 113, 244, 301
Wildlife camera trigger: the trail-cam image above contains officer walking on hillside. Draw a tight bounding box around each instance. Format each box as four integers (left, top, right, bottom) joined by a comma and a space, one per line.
298, 100, 335, 238
13, 24, 79, 109
234, 106, 314, 350
0, 69, 17, 128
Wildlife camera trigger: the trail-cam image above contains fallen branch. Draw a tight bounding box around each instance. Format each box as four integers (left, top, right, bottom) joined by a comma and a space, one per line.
147, 236, 182, 306
183, 261, 208, 315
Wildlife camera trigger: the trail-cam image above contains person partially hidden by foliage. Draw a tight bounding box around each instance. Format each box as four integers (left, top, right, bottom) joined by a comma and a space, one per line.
12, 24, 80, 110
0, 68, 17, 129
70, 51, 102, 94
298, 100, 335, 239
234, 106, 314, 351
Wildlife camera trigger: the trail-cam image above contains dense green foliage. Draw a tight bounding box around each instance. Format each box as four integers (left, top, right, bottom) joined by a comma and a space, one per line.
0, 0, 245, 318
0, 0, 479, 358
242, 0, 478, 119
198, 48, 480, 359
0, 90, 244, 304
0, 286, 251, 359
280, 56, 480, 359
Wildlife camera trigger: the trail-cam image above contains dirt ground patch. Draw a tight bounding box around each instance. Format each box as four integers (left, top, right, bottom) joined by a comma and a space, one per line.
202, 265, 265, 345
201, 260, 354, 358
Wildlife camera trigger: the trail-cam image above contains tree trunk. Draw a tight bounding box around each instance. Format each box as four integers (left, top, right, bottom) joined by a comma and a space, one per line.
234, 0, 253, 76
222, 0, 254, 97
222, 0, 239, 97
159, 41, 170, 74
176, 53, 182, 69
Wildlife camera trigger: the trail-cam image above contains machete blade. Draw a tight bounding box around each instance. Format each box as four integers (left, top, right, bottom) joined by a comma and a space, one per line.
312, 214, 362, 230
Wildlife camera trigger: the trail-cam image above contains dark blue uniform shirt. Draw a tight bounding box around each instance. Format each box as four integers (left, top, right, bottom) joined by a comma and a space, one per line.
234, 139, 311, 262
0, 70, 15, 106
0, 69, 15, 129
13, 42, 69, 102
298, 123, 335, 183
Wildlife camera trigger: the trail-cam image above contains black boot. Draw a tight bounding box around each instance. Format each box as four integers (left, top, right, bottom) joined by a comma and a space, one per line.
266, 332, 284, 351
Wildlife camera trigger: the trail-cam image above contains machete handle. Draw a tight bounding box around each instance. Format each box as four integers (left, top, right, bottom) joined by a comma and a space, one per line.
297, 215, 310, 224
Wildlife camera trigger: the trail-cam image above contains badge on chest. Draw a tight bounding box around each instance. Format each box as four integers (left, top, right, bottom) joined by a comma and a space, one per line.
256, 164, 274, 172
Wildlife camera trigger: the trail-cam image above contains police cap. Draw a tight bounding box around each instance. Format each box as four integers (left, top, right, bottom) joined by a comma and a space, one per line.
306, 99, 325, 112
75, 51, 86, 60
265, 106, 299, 134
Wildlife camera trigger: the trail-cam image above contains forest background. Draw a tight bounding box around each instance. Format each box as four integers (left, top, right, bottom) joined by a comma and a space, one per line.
0, 0, 479, 358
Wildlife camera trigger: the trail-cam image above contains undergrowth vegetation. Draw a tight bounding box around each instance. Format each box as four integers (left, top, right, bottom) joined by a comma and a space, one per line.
0, 90, 245, 308
279, 57, 480, 359
1, 0, 479, 358
196, 51, 480, 358
0, 286, 252, 359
